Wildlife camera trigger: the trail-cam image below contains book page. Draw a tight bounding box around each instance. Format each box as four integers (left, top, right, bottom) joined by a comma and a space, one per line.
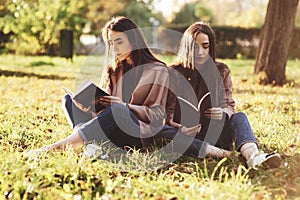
197, 92, 210, 110
63, 87, 74, 97
177, 96, 198, 111
177, 96, 200, 127
76, 79, 93, 95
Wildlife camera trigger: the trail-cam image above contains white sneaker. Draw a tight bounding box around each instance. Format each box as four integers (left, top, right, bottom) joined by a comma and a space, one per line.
84, 144, 108, 160
247, 151, 281, 170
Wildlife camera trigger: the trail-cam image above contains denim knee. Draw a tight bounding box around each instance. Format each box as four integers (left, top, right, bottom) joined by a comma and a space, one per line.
230, 112, 257, 150
104, 103, 127, 119
230, 112, 247, 125
110, 103, 139, 126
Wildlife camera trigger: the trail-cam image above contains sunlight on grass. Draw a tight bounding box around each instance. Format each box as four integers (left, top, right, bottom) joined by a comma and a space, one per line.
0, 55, 299, 199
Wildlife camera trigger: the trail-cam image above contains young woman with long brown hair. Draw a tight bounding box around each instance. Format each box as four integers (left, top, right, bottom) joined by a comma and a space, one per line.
30, 16, 168, 154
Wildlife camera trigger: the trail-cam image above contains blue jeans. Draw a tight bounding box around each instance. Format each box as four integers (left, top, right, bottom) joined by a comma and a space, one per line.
153, 126, 209, 158
62, 94, 142, 149
154, 112, 257, 157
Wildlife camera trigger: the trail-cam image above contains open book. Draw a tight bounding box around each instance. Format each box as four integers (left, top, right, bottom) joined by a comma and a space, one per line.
176, 92, 211, 127
63, 80, 110, 113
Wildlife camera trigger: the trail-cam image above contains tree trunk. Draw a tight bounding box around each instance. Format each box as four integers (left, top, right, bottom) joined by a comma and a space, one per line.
254, 0, 299, 85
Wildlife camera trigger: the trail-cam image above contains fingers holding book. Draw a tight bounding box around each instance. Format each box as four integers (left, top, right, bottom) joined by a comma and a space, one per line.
179, 124, 202, 136
73, 95, 126, 116
73, 98, 104, 118
203, 107, 224, 120
100, 96, 125, 107
73, 99, 91, 112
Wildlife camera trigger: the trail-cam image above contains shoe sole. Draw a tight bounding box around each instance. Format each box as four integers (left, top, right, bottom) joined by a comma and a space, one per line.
264, 153, 281, 168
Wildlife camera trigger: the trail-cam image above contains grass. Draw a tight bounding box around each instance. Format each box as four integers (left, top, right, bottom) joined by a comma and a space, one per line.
0, 54, 299, 199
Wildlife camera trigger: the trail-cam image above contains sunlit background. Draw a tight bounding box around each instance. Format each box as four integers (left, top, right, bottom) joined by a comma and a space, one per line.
0, 0, 299, 56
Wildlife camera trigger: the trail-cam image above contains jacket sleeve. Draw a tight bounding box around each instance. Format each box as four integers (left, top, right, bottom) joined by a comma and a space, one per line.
220, 67, 236, 119
165, 68, 182, 128
127, 65, 169, 125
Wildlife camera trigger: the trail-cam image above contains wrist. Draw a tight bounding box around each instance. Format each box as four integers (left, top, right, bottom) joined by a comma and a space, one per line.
222, 111, 228, 120
90, 111, 97, 118
178, 125, 184, 132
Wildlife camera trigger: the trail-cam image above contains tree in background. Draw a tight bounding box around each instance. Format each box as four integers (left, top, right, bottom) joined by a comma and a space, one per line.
2, 0, 298, 56
0, 0, 10, 18
0, 0, 164, 55
0, 0, 12, 53
117, 0, 164, 27
194, 4, 213, 24
170, 2, 213, 26
1, 0, 85, 54
254, 0, 299, 85
171, 2, 197, 26
85, 0, 124, 35
296, 4, 300, 27
0, 0, 124, 55
168, 0, 269, 27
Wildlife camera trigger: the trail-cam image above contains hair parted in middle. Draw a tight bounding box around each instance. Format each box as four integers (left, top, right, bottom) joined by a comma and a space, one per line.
102, 16, 164, 69
176, 22, 217, 69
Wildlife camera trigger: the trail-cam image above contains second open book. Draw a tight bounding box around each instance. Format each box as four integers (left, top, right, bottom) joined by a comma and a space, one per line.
176, 92, 211, 127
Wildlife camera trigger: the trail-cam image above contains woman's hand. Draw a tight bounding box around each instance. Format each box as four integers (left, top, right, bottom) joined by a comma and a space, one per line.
73, 100, 91, 112
100, 96, 125, 107
179, 124, 201, 136
203, 107, 225, 120
73, 100, 98, 118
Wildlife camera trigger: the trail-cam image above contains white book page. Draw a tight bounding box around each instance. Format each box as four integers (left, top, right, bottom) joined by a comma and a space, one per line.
63, 80, 93, 98
63, 87, 74, 97
197, 92, 210, 110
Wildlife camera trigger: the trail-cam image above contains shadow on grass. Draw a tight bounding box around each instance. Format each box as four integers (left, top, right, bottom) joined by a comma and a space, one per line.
27, 61, 55, 67
0, 69, 72, 80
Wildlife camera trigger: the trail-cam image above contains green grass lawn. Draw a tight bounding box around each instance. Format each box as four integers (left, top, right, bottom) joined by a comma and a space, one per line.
0, 54, 299, 199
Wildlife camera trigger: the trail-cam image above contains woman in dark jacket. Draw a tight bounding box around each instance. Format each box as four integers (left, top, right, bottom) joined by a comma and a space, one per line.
155, 22, 281, 170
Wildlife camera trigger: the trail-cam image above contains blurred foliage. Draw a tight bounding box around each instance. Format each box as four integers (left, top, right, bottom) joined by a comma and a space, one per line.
0, 0, 125, 55
85, 0, 125, 34
160, 25, 300, 59
117, 0, 164, 27
0, 0, 164, 55
169, 0, 269, 28
168, 0, 268, 27
170, 2, 213, 26
2, 0, 83, 54
0, 0, 298, 55
194, 4, 214, 24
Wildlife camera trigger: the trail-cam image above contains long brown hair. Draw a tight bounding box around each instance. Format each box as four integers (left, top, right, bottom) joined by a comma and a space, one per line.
176, 22, 217, 69
100, 16, 164, 89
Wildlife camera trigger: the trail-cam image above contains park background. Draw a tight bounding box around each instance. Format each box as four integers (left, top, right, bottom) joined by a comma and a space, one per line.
0, 0, 300, 199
